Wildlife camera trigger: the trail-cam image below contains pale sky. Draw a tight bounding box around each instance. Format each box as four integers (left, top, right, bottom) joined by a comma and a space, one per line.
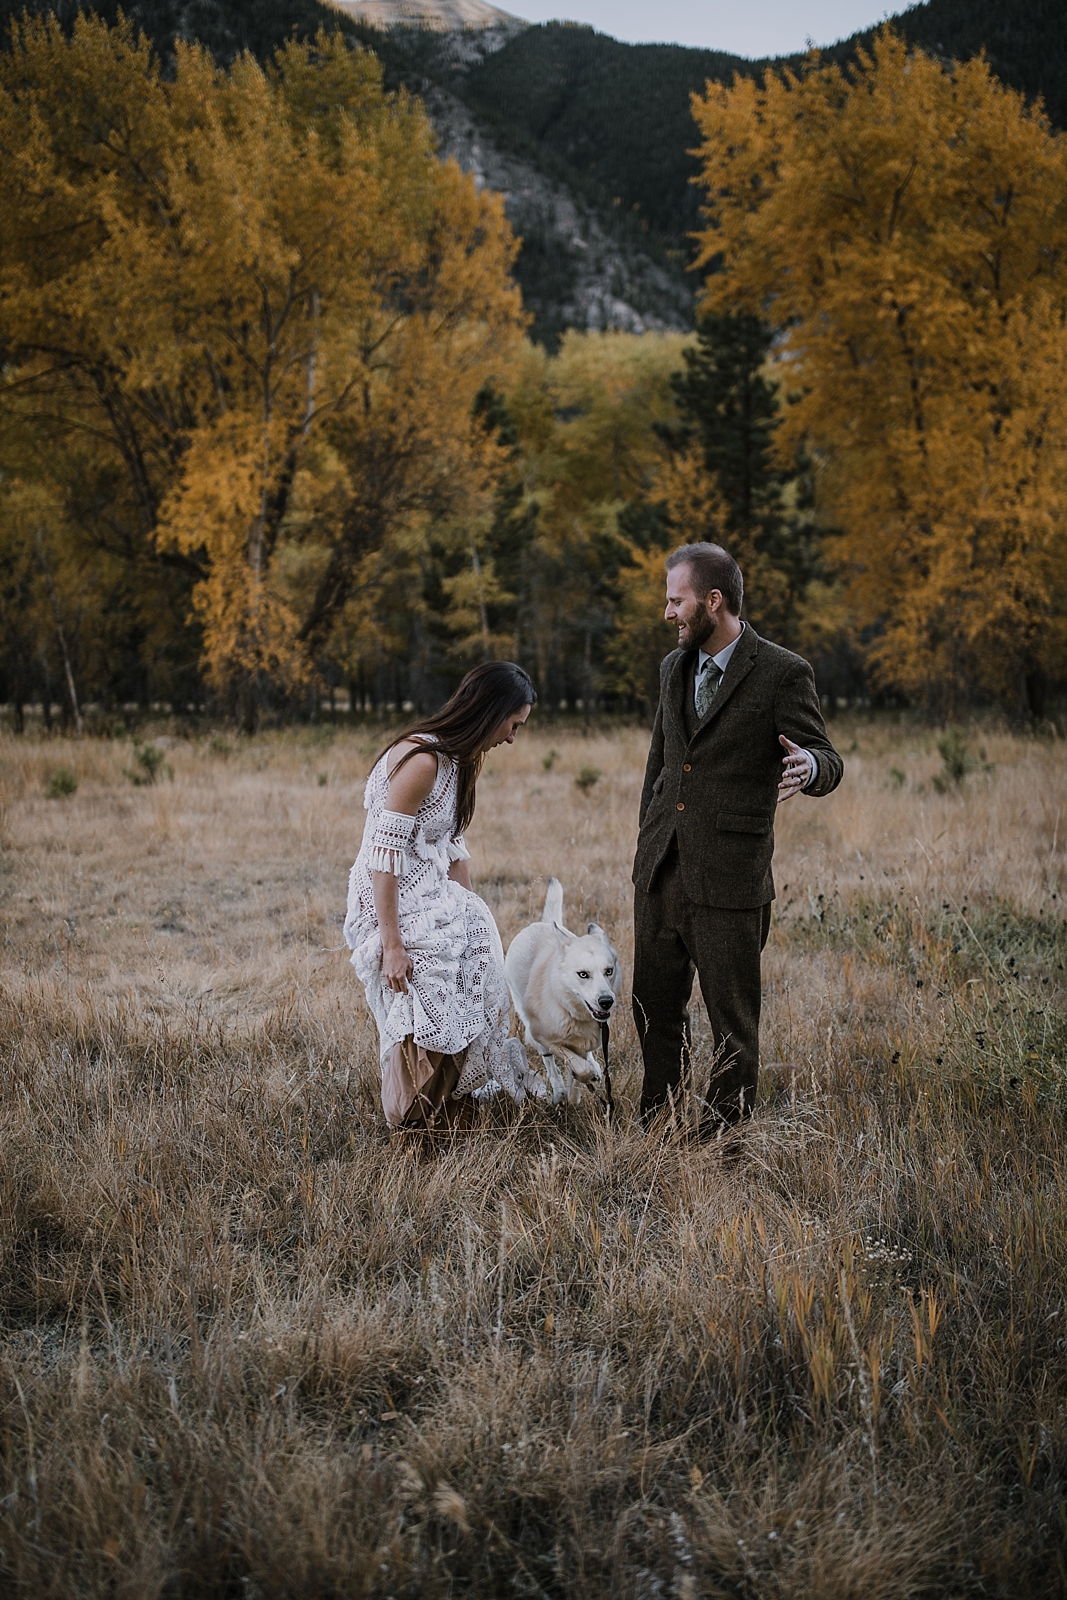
508, 1, 908, 58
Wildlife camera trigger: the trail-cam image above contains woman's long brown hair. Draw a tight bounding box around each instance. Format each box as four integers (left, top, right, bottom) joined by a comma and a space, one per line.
381, 661, 536, 834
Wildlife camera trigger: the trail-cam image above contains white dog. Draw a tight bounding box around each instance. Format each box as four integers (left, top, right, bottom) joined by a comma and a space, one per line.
504, 879, 621, 1106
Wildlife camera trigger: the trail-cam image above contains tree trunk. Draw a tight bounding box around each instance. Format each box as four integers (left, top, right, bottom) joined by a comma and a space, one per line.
471, 543, 491, 661
239, 678, 258, 736
39, 655, 54, 732
35, 530, 82, 736
1023, 668, 1047, 721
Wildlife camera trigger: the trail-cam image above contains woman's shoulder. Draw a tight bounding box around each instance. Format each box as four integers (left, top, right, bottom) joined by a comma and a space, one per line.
385, 738, 440, 781
381, 740, 440, 814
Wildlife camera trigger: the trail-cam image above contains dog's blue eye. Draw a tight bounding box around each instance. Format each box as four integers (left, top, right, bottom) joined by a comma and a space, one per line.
604, 968, 613, 976
577, 971, 590, 980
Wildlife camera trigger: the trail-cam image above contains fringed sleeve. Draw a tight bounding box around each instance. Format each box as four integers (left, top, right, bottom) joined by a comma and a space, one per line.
368, 809, 416, 877
447, 835, 471, 863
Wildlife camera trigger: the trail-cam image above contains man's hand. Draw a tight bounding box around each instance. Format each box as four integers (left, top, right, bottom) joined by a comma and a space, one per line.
777, 735, 814, 804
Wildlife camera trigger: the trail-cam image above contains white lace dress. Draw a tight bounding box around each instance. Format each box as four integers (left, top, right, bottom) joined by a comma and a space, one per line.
344, 742, 530, 1108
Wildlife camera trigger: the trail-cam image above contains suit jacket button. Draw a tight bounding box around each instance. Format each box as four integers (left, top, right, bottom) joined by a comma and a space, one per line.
683, 763, 691, 772
677, 802, 685, 811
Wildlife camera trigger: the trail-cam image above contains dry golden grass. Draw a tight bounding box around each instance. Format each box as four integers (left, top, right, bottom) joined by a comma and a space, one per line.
1, 718, 1066, 1597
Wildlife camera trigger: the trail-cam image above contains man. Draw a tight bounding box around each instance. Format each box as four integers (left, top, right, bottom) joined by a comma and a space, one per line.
631, 543, 843, 1138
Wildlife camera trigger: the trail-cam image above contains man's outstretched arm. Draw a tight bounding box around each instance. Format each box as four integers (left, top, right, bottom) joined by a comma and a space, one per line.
774, 661, 843, 800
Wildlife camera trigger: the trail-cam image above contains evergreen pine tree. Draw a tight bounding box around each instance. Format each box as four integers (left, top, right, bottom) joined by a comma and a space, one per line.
658, 311, 818, 645
666, 311, 782, 538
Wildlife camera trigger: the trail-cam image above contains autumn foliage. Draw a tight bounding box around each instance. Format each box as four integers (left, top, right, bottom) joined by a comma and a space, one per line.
691, 31, 1067, 717
0, 14, 523, 728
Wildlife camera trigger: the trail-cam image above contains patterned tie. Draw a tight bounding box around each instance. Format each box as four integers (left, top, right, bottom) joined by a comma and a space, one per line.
695, 659, 723, 718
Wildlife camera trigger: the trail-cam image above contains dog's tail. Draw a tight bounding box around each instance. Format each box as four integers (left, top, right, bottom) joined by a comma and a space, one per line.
541, 877, 564, 926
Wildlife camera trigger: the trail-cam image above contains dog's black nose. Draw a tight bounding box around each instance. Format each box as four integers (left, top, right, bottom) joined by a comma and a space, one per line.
598, 994, 615, 1011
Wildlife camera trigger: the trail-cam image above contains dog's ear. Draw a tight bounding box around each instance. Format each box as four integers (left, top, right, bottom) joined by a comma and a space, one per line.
587, 921, 604, 937
552, 921, 571, 942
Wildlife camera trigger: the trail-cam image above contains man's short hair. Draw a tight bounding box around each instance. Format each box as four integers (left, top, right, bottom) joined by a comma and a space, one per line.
665, 542, 744, 616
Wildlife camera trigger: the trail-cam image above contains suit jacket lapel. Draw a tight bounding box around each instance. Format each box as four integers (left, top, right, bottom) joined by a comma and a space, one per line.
691, 626, 760, 739
661, 650, 692, 743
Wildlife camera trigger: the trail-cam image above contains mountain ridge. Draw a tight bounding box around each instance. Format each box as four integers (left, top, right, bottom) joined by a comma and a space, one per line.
327, 0, 525, 36
2, 0, 1062, 345
452, 2, 1067, 250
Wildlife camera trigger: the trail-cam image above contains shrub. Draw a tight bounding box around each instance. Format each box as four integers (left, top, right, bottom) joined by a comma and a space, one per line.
124, 740, 172, 786
45, 768, 78, 799
575, 765, 601, 793
932, 728, 993, 793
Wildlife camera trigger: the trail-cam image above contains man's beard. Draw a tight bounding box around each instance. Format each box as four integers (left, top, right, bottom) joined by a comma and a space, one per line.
683, 607, 715, 650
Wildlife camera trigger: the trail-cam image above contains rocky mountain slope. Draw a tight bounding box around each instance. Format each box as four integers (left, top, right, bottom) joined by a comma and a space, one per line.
456, 0, 1067, 256
329, 0, 523, 32
426, 83, 694, 345
324, 3, 700, 342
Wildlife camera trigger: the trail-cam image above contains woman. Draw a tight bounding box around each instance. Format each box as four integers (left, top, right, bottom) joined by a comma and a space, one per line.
344, 661, 540, 1131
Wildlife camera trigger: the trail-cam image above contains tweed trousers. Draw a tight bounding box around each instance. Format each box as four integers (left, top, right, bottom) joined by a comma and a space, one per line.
632, 852, 772, 1129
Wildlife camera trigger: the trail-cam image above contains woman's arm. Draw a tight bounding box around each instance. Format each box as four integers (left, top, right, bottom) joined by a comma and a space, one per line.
373, 746, 438, 995
373, 870, 412, 992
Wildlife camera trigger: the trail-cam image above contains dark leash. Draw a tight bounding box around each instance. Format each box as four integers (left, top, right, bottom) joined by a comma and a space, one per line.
600, 1018, 615, 1122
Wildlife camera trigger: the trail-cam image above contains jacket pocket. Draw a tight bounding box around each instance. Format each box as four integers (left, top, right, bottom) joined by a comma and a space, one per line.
716, 810, 772, 835
652, 772, 666, 796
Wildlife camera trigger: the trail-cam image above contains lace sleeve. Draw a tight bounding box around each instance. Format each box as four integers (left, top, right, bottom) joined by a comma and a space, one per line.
448, 835, 471, 863
368, 810, 416, 876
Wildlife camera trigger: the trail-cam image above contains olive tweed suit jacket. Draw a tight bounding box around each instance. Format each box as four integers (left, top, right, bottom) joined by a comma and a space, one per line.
632, 628, 843, 909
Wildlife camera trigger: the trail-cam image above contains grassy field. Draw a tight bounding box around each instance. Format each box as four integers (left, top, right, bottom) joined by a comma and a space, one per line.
1, 717, 1065, 1597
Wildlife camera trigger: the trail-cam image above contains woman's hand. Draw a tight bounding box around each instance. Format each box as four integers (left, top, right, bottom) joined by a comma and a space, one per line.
382, 940, 413, 995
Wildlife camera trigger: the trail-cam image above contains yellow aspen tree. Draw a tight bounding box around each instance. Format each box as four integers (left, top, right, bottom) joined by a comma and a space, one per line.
503, 331, 687, 708
301, 173, 524, 664
691, 31, 1067, 714
604, 545, 677, 710
0, 17, 524, 728
603, 451, 728, 711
